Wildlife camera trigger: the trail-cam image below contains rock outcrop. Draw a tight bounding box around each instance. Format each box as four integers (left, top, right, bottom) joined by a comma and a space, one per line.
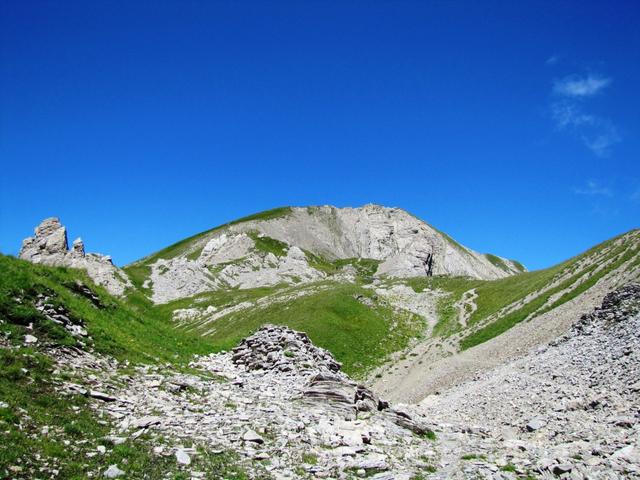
19, 218, 131, 296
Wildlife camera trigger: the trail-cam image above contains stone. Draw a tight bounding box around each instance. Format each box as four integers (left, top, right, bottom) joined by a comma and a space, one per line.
242, 430, 264, 444
525, 418, 546, 432
103, 465, 125, 478
89, 390, 117, 402
132, 416, 162, 429
24, 334, 38, 344
72, 237, 85, 256
104, 436, 126, 445
175, 449, 191, 465
552, 463, 573, 475
611, 445, 640, 464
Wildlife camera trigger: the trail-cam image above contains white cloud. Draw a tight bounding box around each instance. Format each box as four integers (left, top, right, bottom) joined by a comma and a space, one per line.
573, 180, 613, 197
553, 74, 611, 98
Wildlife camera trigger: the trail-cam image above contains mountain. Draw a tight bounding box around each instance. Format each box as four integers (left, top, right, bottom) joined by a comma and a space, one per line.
3, 207, 639, 478
125, 204, 525, 304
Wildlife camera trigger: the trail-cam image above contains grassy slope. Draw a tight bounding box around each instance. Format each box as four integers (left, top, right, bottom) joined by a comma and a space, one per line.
0, 252, 424, 377
165, 282, 424, 377
484, 253, 510, 272
127, 207, 292, 266
0, 255, 251, 479
0, 255, 215, 365
460, 230, 639, 349
123, 207, 293, 288
0, 254, 424, 476
400, 230, 639, 350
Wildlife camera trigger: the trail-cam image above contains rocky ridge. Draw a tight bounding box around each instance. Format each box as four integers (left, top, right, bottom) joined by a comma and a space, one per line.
19, 218, 131, 296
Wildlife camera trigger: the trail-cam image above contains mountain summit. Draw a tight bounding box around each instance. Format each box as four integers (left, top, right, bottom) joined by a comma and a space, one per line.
127, 204, 524, 303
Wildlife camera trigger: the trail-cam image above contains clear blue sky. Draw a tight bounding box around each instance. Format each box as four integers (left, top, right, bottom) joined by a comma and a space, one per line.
1, 1, 638, 270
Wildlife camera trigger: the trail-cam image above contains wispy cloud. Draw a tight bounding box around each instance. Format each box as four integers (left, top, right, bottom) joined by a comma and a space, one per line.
548, 69, 619, 156
582, 128, 620, 157
546, 55, 559, 66
551, 100, 620, 156
551, 102, 595, 128
553, 73, 611, 98
573, 180, 613, 197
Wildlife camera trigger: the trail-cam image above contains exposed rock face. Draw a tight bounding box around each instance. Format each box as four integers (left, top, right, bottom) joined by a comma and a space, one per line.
225, 205, 522, 279
19, 218, 132, 296
142, 205, 524, 304
20, 217, 69, 259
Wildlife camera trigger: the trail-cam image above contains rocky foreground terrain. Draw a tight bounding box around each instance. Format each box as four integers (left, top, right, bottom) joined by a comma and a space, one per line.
33, 284, 638, 479
5, 211, 639, 479
419, 283, 640, 479
55, 325, 435, 480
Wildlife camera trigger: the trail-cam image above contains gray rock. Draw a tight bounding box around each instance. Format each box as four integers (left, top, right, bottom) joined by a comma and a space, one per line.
175, 448, 191, 465
242, 429, 264, 444
103, 465, 125, 478
132, 416, 161, 429
19, 218, 132, 296
552, 463, 573, 475
525, 418, 546, 432
89, 390, 117, 402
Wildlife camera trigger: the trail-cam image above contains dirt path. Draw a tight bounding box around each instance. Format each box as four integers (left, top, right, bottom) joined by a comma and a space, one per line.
456, 288, 477, 327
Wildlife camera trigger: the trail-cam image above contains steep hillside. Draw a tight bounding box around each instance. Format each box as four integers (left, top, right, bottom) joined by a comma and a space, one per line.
0, 255, 435, 478
124, 205, 524, 304
0, 255, 220, 478
372, 228, 640, 402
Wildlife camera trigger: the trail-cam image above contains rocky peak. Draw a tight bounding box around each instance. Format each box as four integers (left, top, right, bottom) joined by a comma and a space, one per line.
141, 205, 526, 304
20, 217, 69, 259
19, 218, 132, 296
20, 218, 95, 264
72, 237, 85, 256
